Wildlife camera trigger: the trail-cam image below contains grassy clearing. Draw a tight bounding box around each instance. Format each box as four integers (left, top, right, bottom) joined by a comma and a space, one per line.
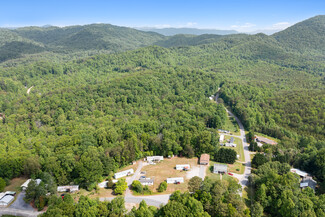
206, 161, 239, 182
4, 177, 28, 192
254, 132, 280, 143
228, 162, 245, 174
141, 157, 199, 194
223, 115, 241, 136
223, 135, 245, 162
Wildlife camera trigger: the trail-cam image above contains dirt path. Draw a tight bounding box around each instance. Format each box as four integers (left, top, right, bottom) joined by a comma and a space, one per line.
27, 86, 33, 94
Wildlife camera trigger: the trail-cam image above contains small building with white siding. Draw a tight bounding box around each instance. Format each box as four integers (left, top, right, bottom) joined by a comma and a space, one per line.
57, 185, 79, 192
21, 179, 42, 190
290, 168, 308, 178
146, 156, 164, 162
213, 164, 227, 174
166, 177, 184, 184
114, 169, 134, 179
0, 195, 15, 207
176, 164, 190, 170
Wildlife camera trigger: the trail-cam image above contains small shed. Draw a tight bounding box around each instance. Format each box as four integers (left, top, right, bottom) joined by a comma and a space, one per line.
166, 177, 184, 184
139, 178, 154, 186
176, 164, 190, 170
57, 185, 79, 192
114, 169, 134, 179
0, 195, 14, 207
213, 164, 227, 174
200, 154, 210, 165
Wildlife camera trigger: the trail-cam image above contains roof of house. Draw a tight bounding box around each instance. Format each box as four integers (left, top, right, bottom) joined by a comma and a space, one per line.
255, 136, 277, 145
300, 178, 317, 189
291, 168, 308, 177
167, 177, 184, 181
21, 179, 41, 188
0, 195, 14, 204
200, 154, 210, 163
213, 164, 227, 172
139, 178, 154, 184
0, 193, 5, 200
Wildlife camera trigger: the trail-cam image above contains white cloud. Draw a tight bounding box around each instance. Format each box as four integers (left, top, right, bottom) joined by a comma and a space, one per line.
268, 22, 291, 30
153, 24, 172, 28
230, 22, 256, 31
183, 22, 197, 27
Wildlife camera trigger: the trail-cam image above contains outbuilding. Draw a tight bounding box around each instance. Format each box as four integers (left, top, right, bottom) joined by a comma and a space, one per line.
200, 154, 210, 165
176, 164, 190, 170
114, 169, 134, 179
213, 164, 227, 174
0, 195, 15, 207
166, 177, 184, 184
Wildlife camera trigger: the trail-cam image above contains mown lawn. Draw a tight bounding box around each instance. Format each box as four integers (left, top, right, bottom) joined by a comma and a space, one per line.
223, 135, 245, 162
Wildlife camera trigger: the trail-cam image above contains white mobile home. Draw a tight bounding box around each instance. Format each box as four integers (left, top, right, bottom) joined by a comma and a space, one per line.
146, 156, 164, 162
0, 195, 14, 207
166, 177, 184, 184
21, 179, 42, 191
57, 185, 79, 192
114, 169, 134, 179
176, 164, 190, 170
290, 168, 308, 178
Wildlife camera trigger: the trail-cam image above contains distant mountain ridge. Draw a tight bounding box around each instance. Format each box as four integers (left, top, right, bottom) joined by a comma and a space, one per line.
136, 27, 238, 36
0, 15, 324, 63
273, 15, 325, 54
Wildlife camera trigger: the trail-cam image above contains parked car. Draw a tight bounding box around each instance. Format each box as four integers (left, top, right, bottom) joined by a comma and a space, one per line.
175, 181, 181, 184
228, 172, 233, 176
140, 176, 146, 179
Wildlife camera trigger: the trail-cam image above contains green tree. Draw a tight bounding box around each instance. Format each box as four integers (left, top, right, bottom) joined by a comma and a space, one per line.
214, 148, 237, 164
158, 181, 167, 192
114, 178, 128, 195
188, 176, 202, 192
132, 180, 143, 194
252, 153, 269, 168
0, 177, 6, 192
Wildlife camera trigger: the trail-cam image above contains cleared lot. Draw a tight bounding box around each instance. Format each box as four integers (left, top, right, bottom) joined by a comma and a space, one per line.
141, 157, 199, 193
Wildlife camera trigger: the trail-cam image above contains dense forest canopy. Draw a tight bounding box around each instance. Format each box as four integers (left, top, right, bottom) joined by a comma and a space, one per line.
0, 15, 325, 216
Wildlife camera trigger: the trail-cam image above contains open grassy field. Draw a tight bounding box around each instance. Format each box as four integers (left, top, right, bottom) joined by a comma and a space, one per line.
4, 177, 28, 192
223, 135, 245, 162
140, 157, 199, 194
228, 162, 245, 174
206, 161, 237, 182
223, 115, 241, 136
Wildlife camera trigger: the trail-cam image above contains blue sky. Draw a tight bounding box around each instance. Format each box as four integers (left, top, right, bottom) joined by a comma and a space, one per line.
1, 0, 324, 32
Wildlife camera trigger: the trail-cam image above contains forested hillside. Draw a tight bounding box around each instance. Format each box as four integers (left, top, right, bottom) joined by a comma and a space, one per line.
0, 15, 325, 216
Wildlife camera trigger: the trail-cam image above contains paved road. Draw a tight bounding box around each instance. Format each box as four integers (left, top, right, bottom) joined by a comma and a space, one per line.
0, 208, 43, 217
10, 191, 34, 211
199, 165, 206, 180
100, 194, 170, 207
215, 91, 252, 195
